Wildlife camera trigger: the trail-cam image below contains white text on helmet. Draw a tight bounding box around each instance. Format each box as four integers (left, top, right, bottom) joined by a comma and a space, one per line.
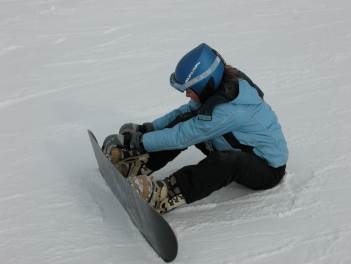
185, 62, 201, 83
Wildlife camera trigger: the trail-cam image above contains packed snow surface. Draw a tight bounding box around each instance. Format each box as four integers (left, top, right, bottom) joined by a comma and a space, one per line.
1, 0, 351, 263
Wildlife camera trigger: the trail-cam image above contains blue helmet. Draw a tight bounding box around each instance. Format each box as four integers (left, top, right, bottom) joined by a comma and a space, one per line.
170, 43, 225, 95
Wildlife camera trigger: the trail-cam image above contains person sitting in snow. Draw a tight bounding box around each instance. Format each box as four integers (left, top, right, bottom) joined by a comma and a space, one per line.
102, 43, 288, 214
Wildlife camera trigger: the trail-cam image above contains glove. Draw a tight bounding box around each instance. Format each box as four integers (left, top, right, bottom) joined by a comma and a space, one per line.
102, 132, 145, 160
119, 122, 154, 135
102, 134, 124, 157
122, 131, 145, 153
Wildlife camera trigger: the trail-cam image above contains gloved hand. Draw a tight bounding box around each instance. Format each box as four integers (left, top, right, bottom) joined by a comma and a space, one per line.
119, 122, 154, 135
102, 132, 145, 160
102, 134, 124, 157
122, 131, 145, 152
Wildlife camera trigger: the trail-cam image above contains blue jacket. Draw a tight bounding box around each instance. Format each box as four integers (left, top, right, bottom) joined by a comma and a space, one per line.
143, 79, 288, 168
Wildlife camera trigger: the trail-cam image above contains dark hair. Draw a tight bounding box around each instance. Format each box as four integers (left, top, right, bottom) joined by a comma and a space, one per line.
198, 78, 216, 102
222, 65, 241, 83
198, 64, 240, 102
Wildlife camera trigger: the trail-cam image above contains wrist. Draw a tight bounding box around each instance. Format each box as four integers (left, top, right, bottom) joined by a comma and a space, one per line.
141, 122, 154, 133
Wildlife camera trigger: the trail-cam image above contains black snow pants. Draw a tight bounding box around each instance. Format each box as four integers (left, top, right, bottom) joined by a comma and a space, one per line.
145, 147, 286, 203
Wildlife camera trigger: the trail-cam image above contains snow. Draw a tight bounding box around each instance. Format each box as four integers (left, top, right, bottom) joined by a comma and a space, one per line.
1, 0, 351, 263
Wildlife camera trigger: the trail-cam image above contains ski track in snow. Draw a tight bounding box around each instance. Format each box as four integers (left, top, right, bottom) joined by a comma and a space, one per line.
1, 0, 351, 263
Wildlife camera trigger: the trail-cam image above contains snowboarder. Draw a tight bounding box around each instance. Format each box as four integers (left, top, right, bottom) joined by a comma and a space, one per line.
102, 43, 288, 214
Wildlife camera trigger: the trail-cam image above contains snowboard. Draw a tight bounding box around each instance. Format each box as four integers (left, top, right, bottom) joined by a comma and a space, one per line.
87, 130, 178, 262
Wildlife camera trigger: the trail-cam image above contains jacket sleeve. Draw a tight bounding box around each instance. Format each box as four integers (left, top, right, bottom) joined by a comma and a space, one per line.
143, 104, 243, 152
151, 100, 200, 130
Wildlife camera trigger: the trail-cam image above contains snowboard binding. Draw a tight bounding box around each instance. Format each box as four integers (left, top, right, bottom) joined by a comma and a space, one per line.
110, 147, 152, 178
129, 174, 186, 215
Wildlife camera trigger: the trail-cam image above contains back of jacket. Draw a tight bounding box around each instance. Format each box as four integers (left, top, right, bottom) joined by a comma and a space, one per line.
143, 79, 288, 168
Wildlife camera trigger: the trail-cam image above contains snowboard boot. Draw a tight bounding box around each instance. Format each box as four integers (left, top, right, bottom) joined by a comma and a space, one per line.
110, 147, 152, 178
129, 175, 186, 214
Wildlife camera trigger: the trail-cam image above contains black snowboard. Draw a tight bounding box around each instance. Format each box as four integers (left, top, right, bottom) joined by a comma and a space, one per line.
87, 130, 178, 262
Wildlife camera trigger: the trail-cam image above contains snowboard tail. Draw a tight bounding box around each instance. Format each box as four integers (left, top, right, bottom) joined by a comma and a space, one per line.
87, 130, 177, 262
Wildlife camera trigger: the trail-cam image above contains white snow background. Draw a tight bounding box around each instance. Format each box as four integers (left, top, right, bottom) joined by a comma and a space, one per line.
1, 0, 351, 263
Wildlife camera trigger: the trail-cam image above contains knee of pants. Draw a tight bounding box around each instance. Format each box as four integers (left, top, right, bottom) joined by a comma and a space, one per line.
260, 171, 285, 190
